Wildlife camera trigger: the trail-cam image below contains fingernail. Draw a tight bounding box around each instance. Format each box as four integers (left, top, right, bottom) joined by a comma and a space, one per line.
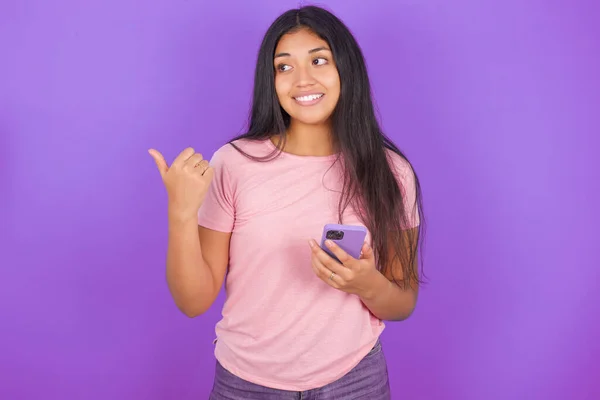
308, 240, 314, 248
325, 240, 334, 247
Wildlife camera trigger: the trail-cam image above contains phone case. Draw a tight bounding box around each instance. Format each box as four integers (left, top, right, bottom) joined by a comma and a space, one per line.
320, 224, 368, 262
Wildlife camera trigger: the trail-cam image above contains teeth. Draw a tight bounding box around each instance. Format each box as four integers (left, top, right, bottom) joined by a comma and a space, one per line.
295, 94, 323, 102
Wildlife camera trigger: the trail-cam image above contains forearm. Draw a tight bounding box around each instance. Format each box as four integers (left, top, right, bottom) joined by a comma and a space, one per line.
358, 270, 418, 321
166, 212, 215, 317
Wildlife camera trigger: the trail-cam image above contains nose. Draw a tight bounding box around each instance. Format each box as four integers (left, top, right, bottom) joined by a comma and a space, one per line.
294, 64, 316, 87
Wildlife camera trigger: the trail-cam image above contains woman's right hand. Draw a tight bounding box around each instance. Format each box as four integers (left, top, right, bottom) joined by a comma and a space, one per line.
148, 147, 214, 220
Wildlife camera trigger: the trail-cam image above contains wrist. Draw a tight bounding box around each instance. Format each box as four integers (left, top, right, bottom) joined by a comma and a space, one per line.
168, 206, 198, 225
358, 269, 388, 301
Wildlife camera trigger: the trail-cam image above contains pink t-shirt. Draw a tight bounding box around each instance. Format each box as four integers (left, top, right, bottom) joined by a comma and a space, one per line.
197, 138, 419, 391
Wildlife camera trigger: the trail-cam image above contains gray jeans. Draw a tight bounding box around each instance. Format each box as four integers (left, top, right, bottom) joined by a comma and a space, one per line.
209, 340, 391, 399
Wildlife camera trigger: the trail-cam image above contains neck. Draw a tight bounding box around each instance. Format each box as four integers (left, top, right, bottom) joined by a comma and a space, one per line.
274, 120, 335, 157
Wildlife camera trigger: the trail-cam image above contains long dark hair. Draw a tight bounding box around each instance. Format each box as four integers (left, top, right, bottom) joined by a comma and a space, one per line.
229, 5, 426, 289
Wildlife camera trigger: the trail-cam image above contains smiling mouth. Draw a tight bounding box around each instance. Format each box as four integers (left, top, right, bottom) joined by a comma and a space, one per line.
293, 93, 324, 106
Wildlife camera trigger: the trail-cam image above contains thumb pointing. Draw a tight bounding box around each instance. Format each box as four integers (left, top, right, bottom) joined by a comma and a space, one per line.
148, 149, 168, 178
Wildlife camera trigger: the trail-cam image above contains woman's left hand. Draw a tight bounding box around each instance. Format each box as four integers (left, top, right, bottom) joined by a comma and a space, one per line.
308, 239, 379, 298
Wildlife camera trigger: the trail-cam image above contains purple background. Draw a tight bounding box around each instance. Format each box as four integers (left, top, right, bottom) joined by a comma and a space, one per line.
1, 0, 599, 399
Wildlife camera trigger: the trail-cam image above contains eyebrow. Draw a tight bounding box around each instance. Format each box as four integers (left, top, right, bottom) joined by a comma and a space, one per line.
274, 46, 331, 59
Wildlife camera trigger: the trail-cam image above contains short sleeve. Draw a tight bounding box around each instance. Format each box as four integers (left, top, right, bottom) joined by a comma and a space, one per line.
197, 148, 235, 232
388, 151, 420, 229
399, 164, 420, 229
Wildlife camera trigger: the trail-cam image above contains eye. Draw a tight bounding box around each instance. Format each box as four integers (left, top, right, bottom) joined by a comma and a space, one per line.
312, 57, 328, 66
276, 64, 292, 72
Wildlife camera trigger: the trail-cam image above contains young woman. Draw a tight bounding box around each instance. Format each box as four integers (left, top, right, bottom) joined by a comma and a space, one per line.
149, 5, 424, 400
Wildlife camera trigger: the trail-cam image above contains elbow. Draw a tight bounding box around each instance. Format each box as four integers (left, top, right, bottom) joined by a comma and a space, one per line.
387, 297, 418, 322
392, 304, 416, 321
384, 308, 415, 322
167, 281, 216, 318
181, 308, 203, 318
177, 301, 209, 318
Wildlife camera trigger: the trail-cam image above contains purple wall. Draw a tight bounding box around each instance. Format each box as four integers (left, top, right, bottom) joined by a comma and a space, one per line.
2, 1, 598, 399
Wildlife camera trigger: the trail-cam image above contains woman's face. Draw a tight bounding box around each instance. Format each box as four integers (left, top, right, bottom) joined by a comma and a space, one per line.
274, 28, 341, 127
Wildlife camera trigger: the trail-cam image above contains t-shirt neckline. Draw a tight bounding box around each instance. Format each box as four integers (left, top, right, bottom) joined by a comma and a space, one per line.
264, 137, 340, 162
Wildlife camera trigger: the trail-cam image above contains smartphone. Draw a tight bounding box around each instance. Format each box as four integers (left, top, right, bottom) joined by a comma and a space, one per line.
320, 224, 368, 263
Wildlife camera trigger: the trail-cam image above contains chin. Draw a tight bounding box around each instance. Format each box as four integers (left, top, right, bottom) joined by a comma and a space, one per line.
294, 116, 330, 126
286, 109, 334, 126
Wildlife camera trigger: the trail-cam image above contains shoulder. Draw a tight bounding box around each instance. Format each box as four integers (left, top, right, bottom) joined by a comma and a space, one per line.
208, 138, 275, 187
384, 147, 420, 226
384, 147, 414, 181
209, 138, 271, 166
